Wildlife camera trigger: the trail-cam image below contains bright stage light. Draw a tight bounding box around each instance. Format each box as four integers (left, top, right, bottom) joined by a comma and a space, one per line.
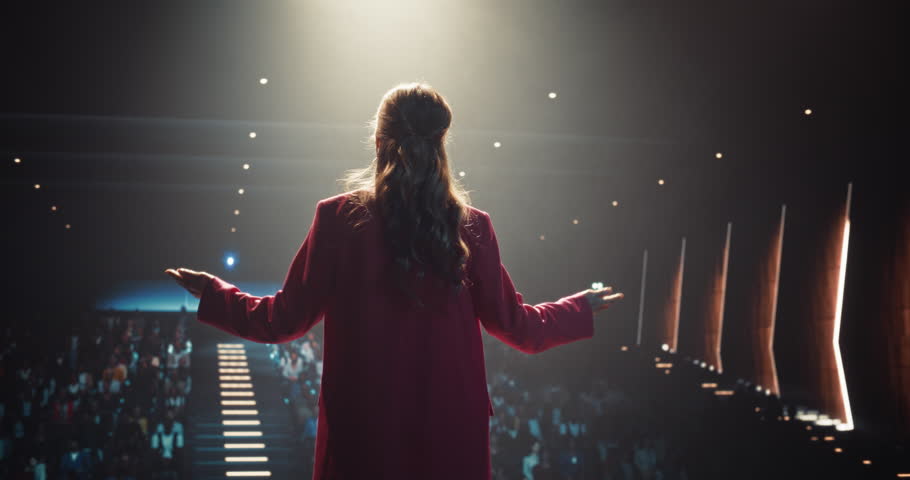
548, 92, 557, 99
833, 183, 854, 431
493, 141, 501, 148
34, 184, 40, 189
259, 77, 268, 85
715, 152, 723, 159
226, 472, 271, 477
243, 163, 250, 170
804, 108, 812, 115
459, 171, 465, 177
661, 343, 669, 351
249, 132, 257, 139
612, 200, 619, 206
238, 188, 245, 195
658, 179, 665, 185
14, 157, 21, 163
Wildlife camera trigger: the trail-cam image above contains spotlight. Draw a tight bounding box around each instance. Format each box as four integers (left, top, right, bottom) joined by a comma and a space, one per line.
259, 77, 268, 85
493, 141, 501, 148
658, 179, 665, 185
459, 171, 465, 177
715, 152, 723, 159
612, 200, 619, 207
548, 92, 557, 99
804, 108, 812, 115
661, 343, 669, 352
225, 255, 236, 268
238, 188, 245, 195
14, 157, 21, 164
243, 163, 250, 170
249, 132, 257, 139
572, 219, 579, 225
234, 209, 240, 215
50, 205, 57, 212
34, 184, 41, 189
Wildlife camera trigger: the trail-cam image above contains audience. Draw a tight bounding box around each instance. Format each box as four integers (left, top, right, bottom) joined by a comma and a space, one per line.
0, 314, 192, 479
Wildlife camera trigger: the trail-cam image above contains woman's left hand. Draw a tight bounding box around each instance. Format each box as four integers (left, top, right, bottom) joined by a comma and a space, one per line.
165, 268, 215, 299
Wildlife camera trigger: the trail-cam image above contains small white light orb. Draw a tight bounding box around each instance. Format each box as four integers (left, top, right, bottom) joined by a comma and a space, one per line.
661, 343, 670, 352
612, 200, 619, 207
259, 77, 268, 85
14, 157, 21, 164
493, 141, 501, 148
804, 108, 812, 115
539, 234, 545, 240
249, 132, 257, 139
234, 209, 240, 215
238, 188, 245, 195
51, 205, 57, 211
459, 171, 465, 177
242, 163, 250, 170
658, 179, 665, 185
715, 152, 723, 159
34, 184, 41, 189
230, 227, 237, 233
226, 256, 235, 266
591, 282, 603, 289
572, 219, 579, 225
548, 92, 557, 99
65, 224, 71, 229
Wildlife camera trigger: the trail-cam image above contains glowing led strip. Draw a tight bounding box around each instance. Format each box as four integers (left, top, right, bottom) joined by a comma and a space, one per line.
221, 391, 254, 397
218, 344, 244, 348
224, 420, 261, 426
220, 368, 250, 374
221, 383, 254, 389
226, 457, 268, 462
222, 400, 256, 406
224, 431, 263, 437
220, 362, 248, 367
226, 472, 271, 477
833, 183, 854, 431
224, 443, 265, 448
220, 355, 248, 360
221, 376, 252, 381
222, 410, 259, 415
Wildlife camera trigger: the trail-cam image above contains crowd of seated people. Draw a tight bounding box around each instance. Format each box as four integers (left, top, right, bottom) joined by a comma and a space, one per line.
0, 312, 193, 480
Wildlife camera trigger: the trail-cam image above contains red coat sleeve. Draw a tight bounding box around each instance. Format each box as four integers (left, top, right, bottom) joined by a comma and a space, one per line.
470, 211, 597, 354
196, 200, 335, 344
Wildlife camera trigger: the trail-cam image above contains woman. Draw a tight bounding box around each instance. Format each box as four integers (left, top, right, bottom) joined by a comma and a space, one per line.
165, 82, 623, 479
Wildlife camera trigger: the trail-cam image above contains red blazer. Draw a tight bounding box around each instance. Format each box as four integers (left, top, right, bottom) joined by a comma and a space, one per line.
197, 191, 596, 479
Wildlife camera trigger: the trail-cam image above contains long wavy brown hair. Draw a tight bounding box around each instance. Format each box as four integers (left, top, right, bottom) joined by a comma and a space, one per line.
337, 82, 476, 309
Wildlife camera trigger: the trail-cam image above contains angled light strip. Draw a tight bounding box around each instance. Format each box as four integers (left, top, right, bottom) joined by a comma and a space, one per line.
226, 472, 271, 477
221, 391, 254, 397
636, 249, 648, 346
224, 420, 261, 426
220, 368, 250, 374
224, 431, 263, 437
222, 400, 256, 406
767, 204, 786, 396
222, 410, 259, 415
716, 221, 732, 374
672, 237, 686, 352
221, 376, 252, 381
225, 457, 268, 462
833, 182, 855, 431
224, 443, 265, 449
221, 383, 254, 389
218, 343, 245, 348
220, 362, 248, 367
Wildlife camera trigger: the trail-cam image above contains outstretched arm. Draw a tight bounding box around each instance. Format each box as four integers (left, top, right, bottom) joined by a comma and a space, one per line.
194, 200, 337, 344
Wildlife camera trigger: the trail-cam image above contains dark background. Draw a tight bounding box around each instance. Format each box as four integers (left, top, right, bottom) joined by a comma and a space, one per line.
1, 0, 902, 439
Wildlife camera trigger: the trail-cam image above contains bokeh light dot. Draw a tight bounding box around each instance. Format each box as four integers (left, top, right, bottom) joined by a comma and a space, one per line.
259, 77, 268, 85
658, 179, 665, 185
548, 92, 557, 99
715, 152, 723, 159
14, 157, 21, 164
249, 132, 257, 139
804, 108, 813, 115
612, 200, 619, 207
238, 188, 245, 195
242, 163, 250, 170
234, 209, 240, 215
34, 184, 41, 189
493, 141, 501, 148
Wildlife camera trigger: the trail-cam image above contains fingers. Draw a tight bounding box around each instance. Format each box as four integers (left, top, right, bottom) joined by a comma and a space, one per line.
602, 292, 624, 301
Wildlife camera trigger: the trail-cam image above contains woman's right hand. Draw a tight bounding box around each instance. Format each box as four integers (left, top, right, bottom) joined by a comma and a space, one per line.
583, 285, 624, 313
